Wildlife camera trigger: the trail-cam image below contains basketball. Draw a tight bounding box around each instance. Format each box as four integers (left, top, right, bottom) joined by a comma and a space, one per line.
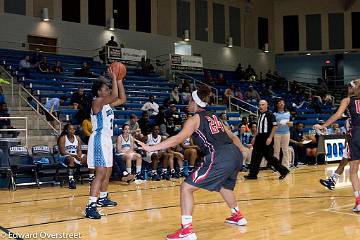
110, 62, 127, 80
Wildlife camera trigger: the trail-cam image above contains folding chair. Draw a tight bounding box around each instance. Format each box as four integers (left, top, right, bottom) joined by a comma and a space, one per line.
0, 148, 15, 190
32, 145, 61, 186
9, 146, 38, 190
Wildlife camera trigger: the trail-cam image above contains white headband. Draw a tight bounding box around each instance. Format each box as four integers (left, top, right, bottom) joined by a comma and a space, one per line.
350, 81, 356, 88
192, 90, 207, 108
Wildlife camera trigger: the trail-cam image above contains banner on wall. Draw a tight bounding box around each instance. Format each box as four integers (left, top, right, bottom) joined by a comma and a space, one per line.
170, 54, 203, 72
324, 137, 346, 162
107, 46, 147, 62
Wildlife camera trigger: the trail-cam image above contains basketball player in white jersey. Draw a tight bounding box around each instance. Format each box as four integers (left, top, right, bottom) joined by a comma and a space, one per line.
116, 124, 142, 179
85, 67, 126, 219
143, 125, 170, 181
57, 124, 86, 189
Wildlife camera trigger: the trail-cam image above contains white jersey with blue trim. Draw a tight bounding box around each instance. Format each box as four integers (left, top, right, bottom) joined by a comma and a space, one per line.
119, 135, 132, 151
64, 135, 78, 155
91, 104, 114, 136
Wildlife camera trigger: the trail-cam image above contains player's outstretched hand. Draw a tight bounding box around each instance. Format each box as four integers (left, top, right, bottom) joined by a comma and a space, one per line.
107, 67, 117, 81
134, 139, 152, 152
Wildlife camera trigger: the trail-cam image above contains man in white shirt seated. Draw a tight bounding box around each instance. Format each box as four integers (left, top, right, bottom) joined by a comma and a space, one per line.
141, 95, 159, 116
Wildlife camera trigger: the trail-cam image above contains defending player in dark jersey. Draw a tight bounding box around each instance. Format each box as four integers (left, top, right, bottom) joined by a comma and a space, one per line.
136, 86, 247, 240
314, 79, 360, 213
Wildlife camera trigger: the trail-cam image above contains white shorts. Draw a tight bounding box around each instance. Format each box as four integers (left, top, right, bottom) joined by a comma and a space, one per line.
87, 132, 113, 169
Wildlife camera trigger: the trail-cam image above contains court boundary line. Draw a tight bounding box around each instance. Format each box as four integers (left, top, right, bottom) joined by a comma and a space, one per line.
5, 195, 355, 230
0, 168, 324, 206
0, 226, 24, 240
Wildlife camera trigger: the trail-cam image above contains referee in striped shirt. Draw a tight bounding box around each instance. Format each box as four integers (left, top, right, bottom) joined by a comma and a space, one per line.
244, 100, 289, 179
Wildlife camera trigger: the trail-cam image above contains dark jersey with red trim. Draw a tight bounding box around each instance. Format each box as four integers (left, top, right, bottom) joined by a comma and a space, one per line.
191, 111, 233, 155
346, 97, 360, 130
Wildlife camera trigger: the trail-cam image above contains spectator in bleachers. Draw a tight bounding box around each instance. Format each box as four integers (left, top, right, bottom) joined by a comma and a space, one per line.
219, 112, 230, 128
29, 49, 42, 66
75, 62, 93, 77
51, 61, 64, 74
205, 71, 214, 85
38, 57, 50, 73
241, 116, 250, 132
248, 114, 257, 126
81, 113, 92, 144
223, 85, 234, 105
0, 103, 19, 138
244, 85, 260, 102
125, 114, 139, 135
106, 36, 118, 47
262, 85, 276, 97
234, 88, 243, 100
145, 58, 154, 75
273, 98, 293, 168
143, 125, 170, 181
155, 106, 167, 135
289, 122, 306, 166
138, 111, 152, 135
141, 95, 159, 116
170, 86, 180, 104
136, 57, 146, 75
56, 124, 87, 189
327, 123, 342, 135
0, 86, 5, 104
182, 86, 191, 105
217, 73, 226, 85
19, 55, 32, 77
244, 65, 256, 80
116, 124, 143, 179
235, 63, 243, 80
165, 117, 178, 136
317, 78, 328, 95
181, 79, 192, 92
165, 104, 181, 125
70, 87, 89, 110
44, 96, 67, 128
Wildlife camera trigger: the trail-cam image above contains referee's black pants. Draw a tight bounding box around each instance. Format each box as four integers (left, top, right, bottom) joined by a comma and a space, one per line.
248, 134, 288, 177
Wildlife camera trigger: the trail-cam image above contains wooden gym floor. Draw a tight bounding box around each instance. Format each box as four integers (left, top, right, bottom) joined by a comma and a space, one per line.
0, 165, 359, 240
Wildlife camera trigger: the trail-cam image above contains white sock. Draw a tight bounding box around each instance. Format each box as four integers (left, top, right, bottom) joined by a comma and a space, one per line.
181, 215, 192, 226
180, 167, 184, 171
88, 196, 97, 204
330, 173, 340, 182
68, 175, 74, 180
89, 173, 94, 178
100, 192, 108, 199
231, 206, 239, 214
355, 191, 360, 198
171, 169, 175, 173
162, 168, 167, 173
126, 168, 131, 174
136, 166, 141, 173
152, 170, 157, 174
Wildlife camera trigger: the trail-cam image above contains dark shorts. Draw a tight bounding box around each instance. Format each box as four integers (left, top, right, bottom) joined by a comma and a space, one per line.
185, 144, 243, 192
348, 127, 360, 161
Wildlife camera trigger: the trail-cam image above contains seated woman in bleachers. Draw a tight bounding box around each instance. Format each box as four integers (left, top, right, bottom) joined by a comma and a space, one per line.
56, 124, 88, 189
116, 124, 143, 179
38, 57, 50, 73
81, 112, 92, 144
